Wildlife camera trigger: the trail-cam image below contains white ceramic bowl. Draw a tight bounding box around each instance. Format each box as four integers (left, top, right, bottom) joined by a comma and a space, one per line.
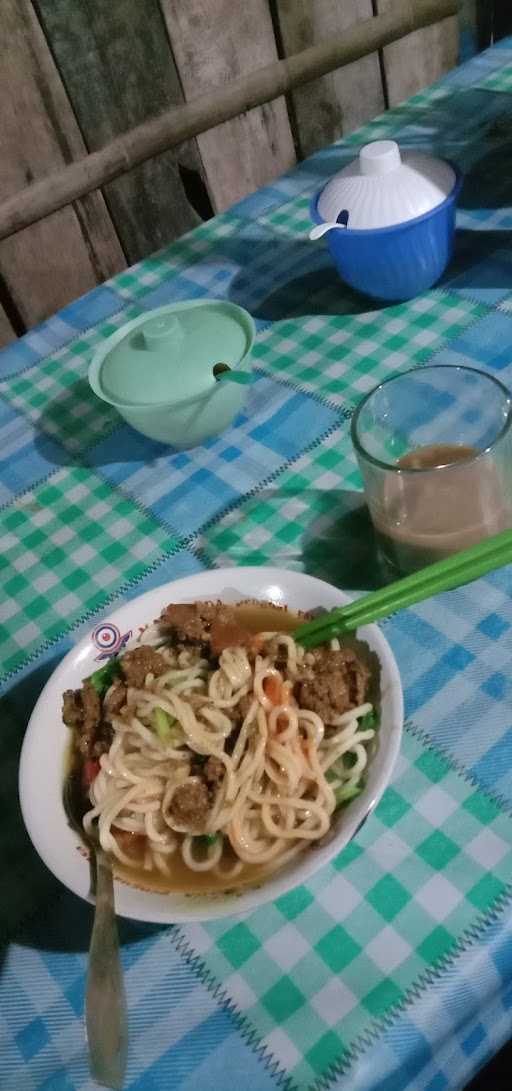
19, 567, 403, 924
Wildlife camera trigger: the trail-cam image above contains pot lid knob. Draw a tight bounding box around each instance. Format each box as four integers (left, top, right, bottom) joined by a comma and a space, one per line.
359, 140, 402, 176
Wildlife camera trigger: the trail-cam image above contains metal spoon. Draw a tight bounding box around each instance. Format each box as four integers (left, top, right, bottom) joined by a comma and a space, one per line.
86, 837, 128, 1090
64, 778, 128, 1090
213, 362, 253, 385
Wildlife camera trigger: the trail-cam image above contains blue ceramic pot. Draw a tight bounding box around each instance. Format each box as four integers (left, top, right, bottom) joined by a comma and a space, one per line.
311, 166, 463, 303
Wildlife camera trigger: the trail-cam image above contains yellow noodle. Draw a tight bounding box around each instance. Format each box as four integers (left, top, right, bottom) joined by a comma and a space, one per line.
82, 629, 375, 880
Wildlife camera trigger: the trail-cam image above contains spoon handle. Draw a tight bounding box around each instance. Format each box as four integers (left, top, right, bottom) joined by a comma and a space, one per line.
213, 363, 252, 385
216, 370, 252, 385
86, 848, 128, 1090
309, 222, 347, 241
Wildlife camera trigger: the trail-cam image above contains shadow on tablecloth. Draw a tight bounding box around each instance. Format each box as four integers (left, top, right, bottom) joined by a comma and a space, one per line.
197, 485, 386, 594
301, 489, 385, 592
0, 652, 165, 972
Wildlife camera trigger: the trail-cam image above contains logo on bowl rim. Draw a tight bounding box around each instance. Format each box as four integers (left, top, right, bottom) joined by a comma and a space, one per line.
92, 622, 132, 661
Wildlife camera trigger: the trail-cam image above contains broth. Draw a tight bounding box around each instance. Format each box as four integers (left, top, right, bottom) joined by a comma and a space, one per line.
113, 838, 277, 895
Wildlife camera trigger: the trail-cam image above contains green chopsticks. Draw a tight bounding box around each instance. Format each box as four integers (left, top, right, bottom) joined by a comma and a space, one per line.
294, 527, 512, 648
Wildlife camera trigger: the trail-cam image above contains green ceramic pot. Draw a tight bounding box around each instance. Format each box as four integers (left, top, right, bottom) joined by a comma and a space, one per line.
88, 299, 255, 448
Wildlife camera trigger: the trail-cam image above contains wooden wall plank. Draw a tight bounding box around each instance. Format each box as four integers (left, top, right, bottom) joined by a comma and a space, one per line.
1, 0, 458, 245
459, 1, 492, 53
36, 0, 203, 265
274, 0, 385, 159
0, 304, 16, 347
0, 0, 125, 333
160, 0, 296, 212
376, 1, 458, 106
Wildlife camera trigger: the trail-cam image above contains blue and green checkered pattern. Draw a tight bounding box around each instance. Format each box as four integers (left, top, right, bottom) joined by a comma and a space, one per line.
178, 731, 512, 1088
3, 36, 512, 1091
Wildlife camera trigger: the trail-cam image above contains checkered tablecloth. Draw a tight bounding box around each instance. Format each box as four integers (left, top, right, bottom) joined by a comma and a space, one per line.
3, 37, 512, 1091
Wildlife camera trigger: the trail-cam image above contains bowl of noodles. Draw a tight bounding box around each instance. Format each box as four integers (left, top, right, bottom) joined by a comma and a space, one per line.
19, 567, 403, 923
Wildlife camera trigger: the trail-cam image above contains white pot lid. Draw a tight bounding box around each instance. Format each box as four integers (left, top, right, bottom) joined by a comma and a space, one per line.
317, 140, 456, 230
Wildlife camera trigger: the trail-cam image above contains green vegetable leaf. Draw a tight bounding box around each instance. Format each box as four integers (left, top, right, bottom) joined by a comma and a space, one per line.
359, 710, 378, 730
88, 658, 122, 696
334, 783, 362, 808
343, 751, 358, 770
194, 833, 221, 847
152, 706, 180, 743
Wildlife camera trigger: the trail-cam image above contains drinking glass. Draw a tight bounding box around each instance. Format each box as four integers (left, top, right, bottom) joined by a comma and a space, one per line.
351, 365, 512, 575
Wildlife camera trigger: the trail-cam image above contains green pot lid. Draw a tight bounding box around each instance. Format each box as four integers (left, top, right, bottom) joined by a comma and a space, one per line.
96, 300, 254, 407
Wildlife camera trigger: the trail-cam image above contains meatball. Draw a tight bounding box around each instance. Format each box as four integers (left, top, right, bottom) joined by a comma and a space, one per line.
296, 648, 368, 723
82, 681, 101, 731
62, 681, 101, 734
160, 601, 253, 654
62, 689, 83, 728
170, 780, 210, 829
121, 646, 167, 688
62, 680, 102, 757
160, 602, 220, 642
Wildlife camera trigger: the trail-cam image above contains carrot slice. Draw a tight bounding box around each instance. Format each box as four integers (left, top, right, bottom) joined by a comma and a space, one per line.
263, 675, 282, 705
82, 758, 100, 787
